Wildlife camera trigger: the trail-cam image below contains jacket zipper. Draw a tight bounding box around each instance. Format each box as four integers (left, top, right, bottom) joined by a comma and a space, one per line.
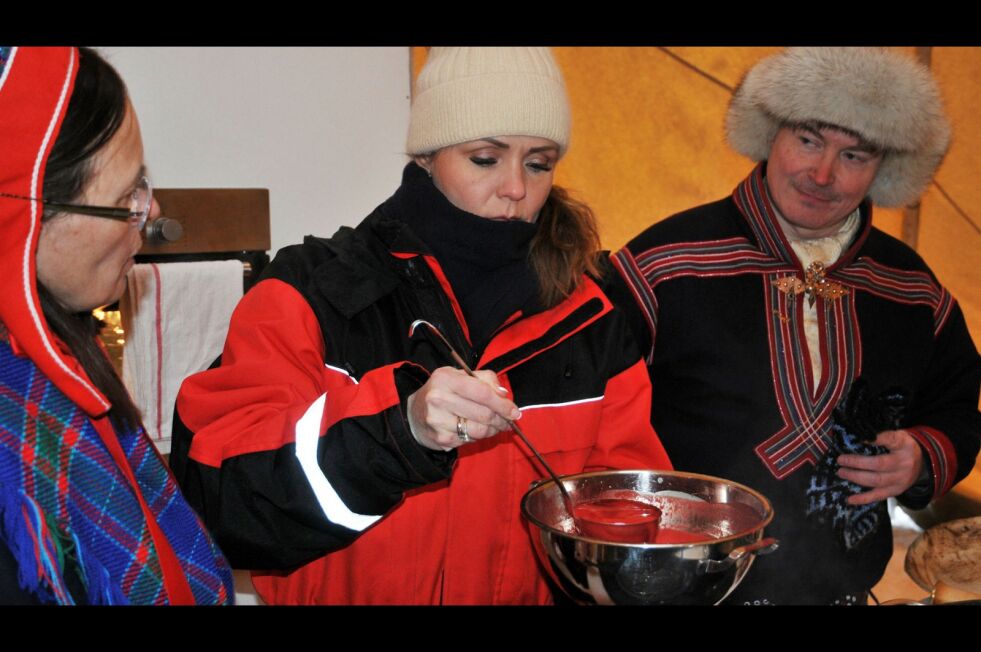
404, 256, 479, 367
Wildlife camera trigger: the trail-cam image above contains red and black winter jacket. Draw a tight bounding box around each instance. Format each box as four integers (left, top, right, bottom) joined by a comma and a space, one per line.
170, 181, 670, 604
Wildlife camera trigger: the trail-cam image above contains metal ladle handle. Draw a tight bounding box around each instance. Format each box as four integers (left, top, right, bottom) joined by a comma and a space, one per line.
408, 319, 578, 518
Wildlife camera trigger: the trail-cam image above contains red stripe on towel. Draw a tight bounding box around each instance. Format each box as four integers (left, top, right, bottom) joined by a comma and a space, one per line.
151, 264, 163, 440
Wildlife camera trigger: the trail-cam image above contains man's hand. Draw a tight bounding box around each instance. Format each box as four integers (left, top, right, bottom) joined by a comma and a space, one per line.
836, 429, 924, 505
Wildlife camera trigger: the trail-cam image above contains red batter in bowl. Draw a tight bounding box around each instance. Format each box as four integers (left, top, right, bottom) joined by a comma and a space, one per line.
575, 497, 662, 543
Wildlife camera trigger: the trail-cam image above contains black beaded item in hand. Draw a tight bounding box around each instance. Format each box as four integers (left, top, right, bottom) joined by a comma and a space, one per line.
805, 380, 909, 551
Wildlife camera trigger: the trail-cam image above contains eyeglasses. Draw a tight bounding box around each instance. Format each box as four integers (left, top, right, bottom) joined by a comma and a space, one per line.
0, 175, 154, 232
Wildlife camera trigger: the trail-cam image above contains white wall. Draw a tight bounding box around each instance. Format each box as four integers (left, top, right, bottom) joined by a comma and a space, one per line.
100, 47, 411, 256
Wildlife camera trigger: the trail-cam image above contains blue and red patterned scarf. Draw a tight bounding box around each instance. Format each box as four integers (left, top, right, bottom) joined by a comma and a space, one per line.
0, 327, 232, 604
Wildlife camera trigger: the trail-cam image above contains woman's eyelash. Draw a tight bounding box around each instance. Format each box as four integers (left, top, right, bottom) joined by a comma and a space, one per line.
468, 156, 553, 172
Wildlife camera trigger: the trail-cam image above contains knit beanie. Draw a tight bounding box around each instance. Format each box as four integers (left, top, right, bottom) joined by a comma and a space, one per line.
406, 47, 571, 157
726, 47, 951, 207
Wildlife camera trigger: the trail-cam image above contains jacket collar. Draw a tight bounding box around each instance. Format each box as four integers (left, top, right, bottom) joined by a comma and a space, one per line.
311, 209, 611, 375
732, 162, 874, 274
387, 234, 611, 375
311, 163, 613, 374
476, 275, 610, 374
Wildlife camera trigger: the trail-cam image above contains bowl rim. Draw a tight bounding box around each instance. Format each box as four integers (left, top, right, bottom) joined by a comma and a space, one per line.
520, 468, 776, 548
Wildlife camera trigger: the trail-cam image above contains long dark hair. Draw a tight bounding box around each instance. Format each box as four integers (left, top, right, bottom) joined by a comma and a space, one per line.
530, 185, 602, 309
40, 47, 142, 431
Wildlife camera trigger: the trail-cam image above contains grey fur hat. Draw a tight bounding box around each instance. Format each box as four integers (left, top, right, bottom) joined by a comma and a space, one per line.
726, 47, 951, 207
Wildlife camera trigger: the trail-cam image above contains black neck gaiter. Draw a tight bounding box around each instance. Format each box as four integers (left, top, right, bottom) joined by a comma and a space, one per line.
394, 163, 542, 351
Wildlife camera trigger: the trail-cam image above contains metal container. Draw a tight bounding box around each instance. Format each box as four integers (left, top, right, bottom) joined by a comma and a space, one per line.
521, 469, 778, 605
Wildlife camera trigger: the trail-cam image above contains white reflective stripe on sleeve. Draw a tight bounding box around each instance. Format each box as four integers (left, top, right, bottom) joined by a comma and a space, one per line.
518, 395, 605, 412
294, 392, 382, 532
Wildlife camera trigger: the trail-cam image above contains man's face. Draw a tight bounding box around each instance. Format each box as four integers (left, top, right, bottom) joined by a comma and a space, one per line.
766, 125, 883, 239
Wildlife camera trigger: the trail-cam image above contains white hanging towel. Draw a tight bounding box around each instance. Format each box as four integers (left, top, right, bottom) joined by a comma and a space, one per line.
120, 260, 244, 453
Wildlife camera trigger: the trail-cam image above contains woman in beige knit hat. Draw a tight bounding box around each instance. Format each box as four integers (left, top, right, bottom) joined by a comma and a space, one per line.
172, 47, 671, 604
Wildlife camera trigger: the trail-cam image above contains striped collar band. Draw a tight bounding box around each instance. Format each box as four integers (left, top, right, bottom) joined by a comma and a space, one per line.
732, 163, 874, 273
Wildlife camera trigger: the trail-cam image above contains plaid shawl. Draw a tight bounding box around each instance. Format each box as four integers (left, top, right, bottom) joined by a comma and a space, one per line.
0, 329, 232, 604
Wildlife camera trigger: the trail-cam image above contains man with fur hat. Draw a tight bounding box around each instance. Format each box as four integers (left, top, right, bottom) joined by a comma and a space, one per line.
610, 47, 980, 604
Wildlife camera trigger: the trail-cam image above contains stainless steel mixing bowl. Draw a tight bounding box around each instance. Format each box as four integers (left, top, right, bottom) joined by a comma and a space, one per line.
521, 469, 778, 605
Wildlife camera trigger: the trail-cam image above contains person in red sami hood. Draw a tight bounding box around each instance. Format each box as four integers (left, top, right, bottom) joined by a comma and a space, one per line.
169, 47, 672, 605
0, 46, 232, 605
